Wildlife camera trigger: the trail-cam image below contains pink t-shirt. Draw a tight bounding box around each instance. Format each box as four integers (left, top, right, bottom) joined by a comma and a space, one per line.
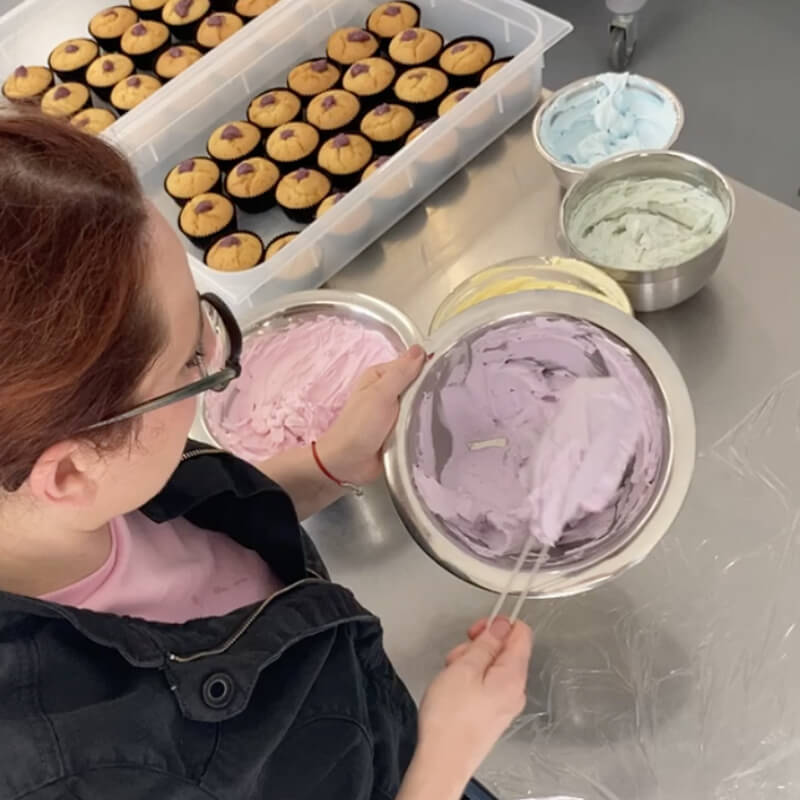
41, 512, 284, 623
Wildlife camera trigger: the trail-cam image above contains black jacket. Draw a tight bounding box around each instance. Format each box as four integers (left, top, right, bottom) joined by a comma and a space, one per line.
0, 444, 418, 799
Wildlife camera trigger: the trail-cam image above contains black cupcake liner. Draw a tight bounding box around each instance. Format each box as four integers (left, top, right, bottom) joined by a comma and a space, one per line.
366, 1, 421, 48
210, 0, 236, 10
48, 43, 99, 84
318, 166, 368, 191
265, 230, 301, 258
388, 27, 444, 72
481, 56, 512, 84
2, 68, 56, 104
164, 16, 205, 42
125, 41, 173, 73
225, 183, 277, 214
179, 208, 238, 249
130, 2, 169, 21
363, 127, 413, 157
287, 58, 342, 100
438, 35, 495, 90
89, 7, 140, 54
325, 29, 381, 71
163, 159, 222, 207
278, 199, 325, 225
88, 79, 125, 103
392, 86, 448, 121
203, 229, 264, 269
206, 140, 261, 170
247, 86, 303, 132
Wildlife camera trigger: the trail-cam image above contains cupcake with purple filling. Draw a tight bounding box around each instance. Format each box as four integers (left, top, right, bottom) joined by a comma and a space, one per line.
2, 65, 54, 103
179, 191, 237, 247
481, 57, 511, 84
266, 122, 320, 170
286, 58, 341, 99
317, 132, 373, 189
247, 88, 302, 131
326, 27, 379, 68
437, 86, 474, 116
366, 2, 420, 43
162, 0, 211, 40
305, 89, 361, 135
86, 53, 135, 100
196, 11, 244, 50
48, 38, 99, 84
121, 20, 171, 71
224, 156, 280, 213
361, 154, 391, 182
341, 57, 396, 108
265, 231, 299, 259
164, 156, 222, 205
89, 6, 140, 52
110, 73, 162, 113
360, 102, 414, 154
235, 0, 279, 20
206, 120, 261, 167
40, 83, 92, 119
438, 37, 494, 88
204, 231, 264, 271
130, 0, 169, 21
71, 107, 118, 135
155, 45, 203, 80
393, 66, 449, 118
275, 167, 331, 223
315, 191, 348, 220
388, 27, 443, 70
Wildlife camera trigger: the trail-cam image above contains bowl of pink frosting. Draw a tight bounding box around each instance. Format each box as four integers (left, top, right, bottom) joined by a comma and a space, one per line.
202, 290, 422, 462
384, 289, 696, 598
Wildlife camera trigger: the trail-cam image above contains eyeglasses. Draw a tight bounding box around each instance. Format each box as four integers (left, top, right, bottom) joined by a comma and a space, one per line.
86, 293, 242, 431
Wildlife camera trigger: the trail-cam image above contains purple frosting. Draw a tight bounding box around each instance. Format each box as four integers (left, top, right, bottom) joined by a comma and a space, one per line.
218, 235, 240, 248
173, 0, 194, 19
350, 62, 369, 77
400, 29, 418, 41
374, 155, 390, 166
221, 124, 242, 140
279, 128, 295, 140
177, 158, 195, 173
332, 192, 346, 203
236, 162, 255, 175
130, 23, 148, 36
102, 59, 115, 72
194, 199, 214, 213
206, 13, 224, 26
347, 29, 371, 42
65, 44, 80, 53
259, 92, 276, 106
450, 43, 468, 54
332, 133, 350, 149
127, 76, 142, 87
321, 94, 337, 109
383, 5, 401, 15
456, 89, 470, 101
53, 86, 71, 100
168, 46, 184, 57
294, 168, 310, 180
311, 59, 329, 73
374, 103, 391, 115
13, 66, 27, 78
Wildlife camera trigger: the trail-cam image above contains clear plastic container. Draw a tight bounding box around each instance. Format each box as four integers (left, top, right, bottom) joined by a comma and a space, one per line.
430, 256, 633, 332
108, 0, 572, 317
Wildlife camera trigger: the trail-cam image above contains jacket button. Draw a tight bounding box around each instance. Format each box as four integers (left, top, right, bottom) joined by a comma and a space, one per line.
202, 673, 235, 709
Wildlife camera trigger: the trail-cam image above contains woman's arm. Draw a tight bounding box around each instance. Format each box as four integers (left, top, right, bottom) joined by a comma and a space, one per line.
256, 346, 425, 520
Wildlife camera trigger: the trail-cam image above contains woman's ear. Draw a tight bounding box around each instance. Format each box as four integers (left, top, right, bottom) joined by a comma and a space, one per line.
26, 440, 106, 507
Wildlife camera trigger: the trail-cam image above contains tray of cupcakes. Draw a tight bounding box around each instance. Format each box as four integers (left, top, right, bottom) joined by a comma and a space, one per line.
0, 0, 284, 135
110, 0, 571, 317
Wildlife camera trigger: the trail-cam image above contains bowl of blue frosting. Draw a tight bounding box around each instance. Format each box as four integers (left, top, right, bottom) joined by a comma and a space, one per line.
533, 72, 684, 188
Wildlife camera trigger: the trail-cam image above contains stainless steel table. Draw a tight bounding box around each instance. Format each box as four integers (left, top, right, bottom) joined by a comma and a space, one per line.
304, 112, 800, 799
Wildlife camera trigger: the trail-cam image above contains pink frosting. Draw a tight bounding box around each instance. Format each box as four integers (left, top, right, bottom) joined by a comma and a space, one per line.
205, 314, 399, 461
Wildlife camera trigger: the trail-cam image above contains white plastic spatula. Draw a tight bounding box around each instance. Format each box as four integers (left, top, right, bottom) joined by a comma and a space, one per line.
488, 376, 641, 625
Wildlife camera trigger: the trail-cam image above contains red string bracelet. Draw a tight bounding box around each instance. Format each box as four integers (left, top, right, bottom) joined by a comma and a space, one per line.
311, 441, 363, 496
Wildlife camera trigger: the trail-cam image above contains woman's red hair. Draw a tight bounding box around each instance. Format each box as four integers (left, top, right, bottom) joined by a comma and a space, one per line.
0, 108, 163, 490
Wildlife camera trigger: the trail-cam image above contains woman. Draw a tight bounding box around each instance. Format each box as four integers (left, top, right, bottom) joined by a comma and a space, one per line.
0, 109, 532, 799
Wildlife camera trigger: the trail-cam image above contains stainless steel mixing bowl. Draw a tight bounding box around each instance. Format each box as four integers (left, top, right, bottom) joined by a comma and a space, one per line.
532, 73, 685, 189
384, 290, 696, 598
560, 150, 735, 312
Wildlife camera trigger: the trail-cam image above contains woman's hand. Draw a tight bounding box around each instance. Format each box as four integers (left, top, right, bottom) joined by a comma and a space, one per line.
398, 618, 533, 800
316, 344, 426, 486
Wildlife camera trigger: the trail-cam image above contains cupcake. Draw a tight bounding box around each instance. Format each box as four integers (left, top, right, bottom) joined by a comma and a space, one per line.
393, 66, 448, 118
315, 191, 348, 220
48, 38, 99, 83
305, 89, 361, 135
204, 232, 265, 271
2, 66, 54, 103
438, 87, 473, 116
247, 88, 302, 131
121, 20, 171, 70
388, 28, 443, 69
361, 154, 391, 181
85, 53, 135, 100
317, 132, 372, 189
89, 6, 140, 52
155, 45, 203, 80
40, 83, 92, 119
326, 28, 379, 68
164, 156, 222, 205
266, 122, 320, 170
360, 102, 414, 154
341, 57, 396, 107
275, 168, 331, 223
438, 37, 494, 88
366, 2, 420, 43
224, 157, 280, 213
234, 0, 280, 21
265, 231, 299, 259
130, 0, 169, 20
110, 73, 162, 113
286, 59, 341, 99
481, 57, 511, 84
406, 118, 434, 144
196, 12, 244, 50
162, 0, 211, 40
206, 120, 261, 167
71, 107, 118, 135
179, 192, 237, 247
